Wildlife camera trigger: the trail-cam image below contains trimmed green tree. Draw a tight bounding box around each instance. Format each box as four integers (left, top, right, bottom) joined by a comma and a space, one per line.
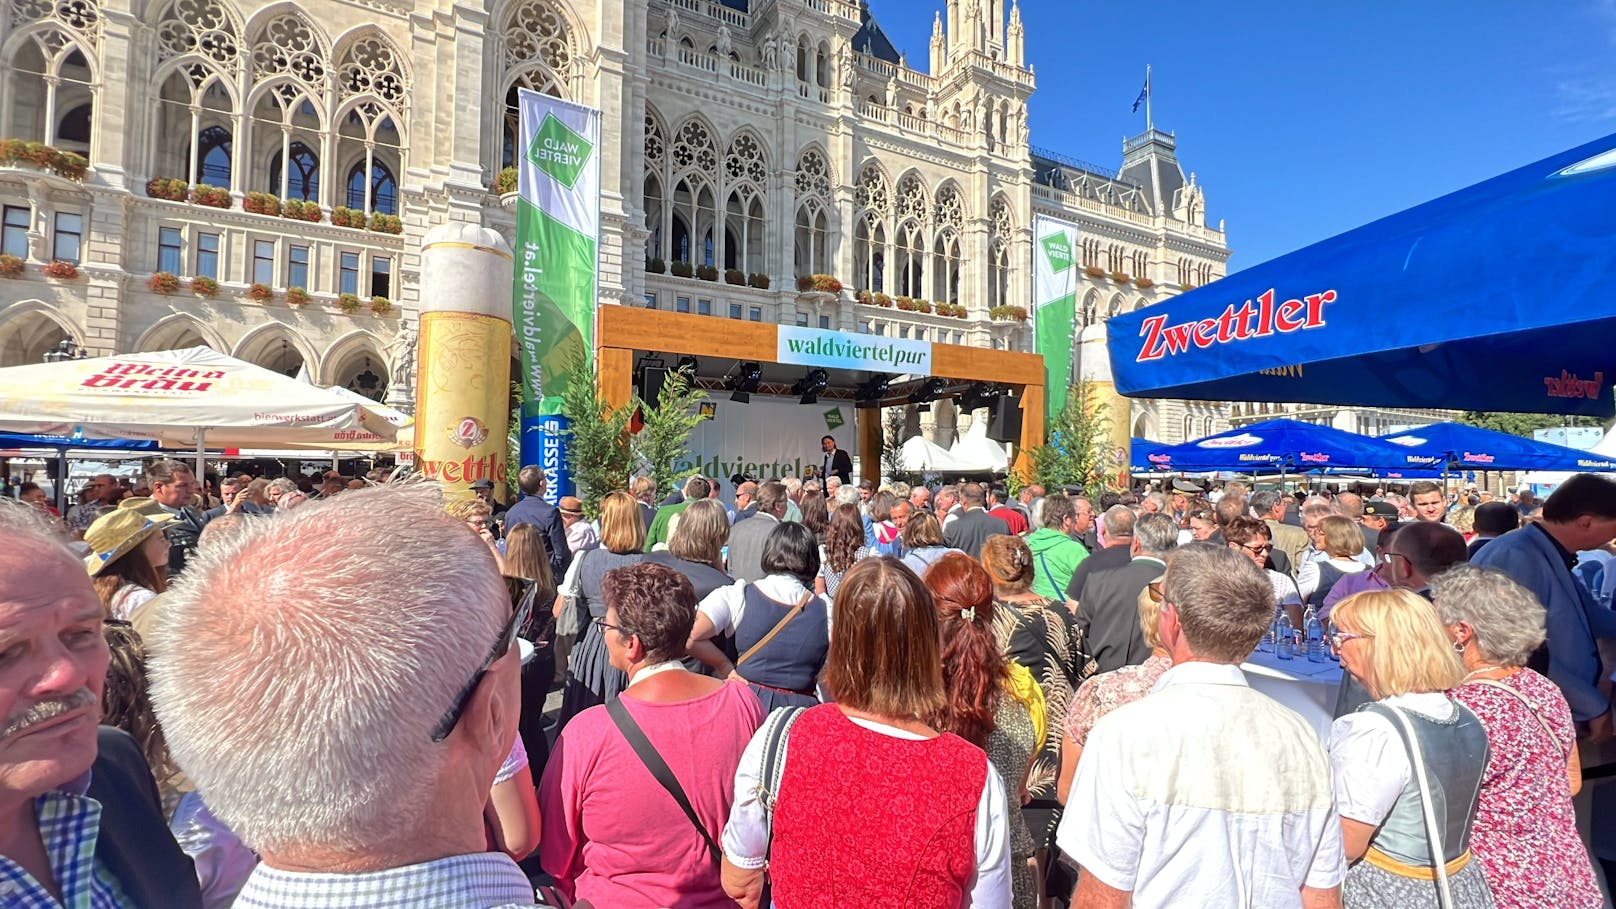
1026, 381, 1116, 495
558, 355, 634, 517
633, 368, 706, 499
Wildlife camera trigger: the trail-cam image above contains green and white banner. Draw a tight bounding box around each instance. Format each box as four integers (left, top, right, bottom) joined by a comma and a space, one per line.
1032, 214, 1081, 423
514, 89, 602, 495
777, 324, 933, 375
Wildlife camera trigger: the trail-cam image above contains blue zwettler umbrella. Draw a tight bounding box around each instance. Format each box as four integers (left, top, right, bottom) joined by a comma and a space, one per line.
1106, 133, 1616, 418
1379, 421, 1616, 472
1132, 419, 1419, 473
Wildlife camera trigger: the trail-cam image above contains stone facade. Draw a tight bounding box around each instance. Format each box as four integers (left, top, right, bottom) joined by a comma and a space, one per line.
0, 0, 1231, 441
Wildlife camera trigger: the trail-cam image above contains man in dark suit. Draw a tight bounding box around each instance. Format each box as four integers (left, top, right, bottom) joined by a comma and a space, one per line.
0, 500, 203, 908
502, 465, 571, 577
145, 458, 210, 575
820, 435, 853, 485
1074, 512, 1179, 673
727, 482, 788, 583
943, 482, 1011, 559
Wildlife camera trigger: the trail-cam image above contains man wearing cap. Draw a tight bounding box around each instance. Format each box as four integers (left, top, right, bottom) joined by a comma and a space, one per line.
0, 500, 204, 908
559, 496, 598, 554
1359, 499, 1400, 551
1169, 478, 1201, 526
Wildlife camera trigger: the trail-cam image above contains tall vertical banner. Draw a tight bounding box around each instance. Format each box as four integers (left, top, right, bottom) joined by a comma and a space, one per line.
514, 89, 602, 501
1032, 215, 1081, 424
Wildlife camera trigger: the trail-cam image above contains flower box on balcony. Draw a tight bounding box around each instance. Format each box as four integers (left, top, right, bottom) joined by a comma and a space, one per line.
895, 296, 916, 311
247, 282, 274, 303
285, 286, 311, 306
1083, 265, 1105, 279
146, 177, 189, 202
1111, 271, 1130, 285
0, 254, 22, 279
368, 212, 402, 235
724, 268, 746, 285
369, 295, 393, 316
282, 200, 323, 223
0, 140, 87, 181
190, 275, 218, 297
336, 292, 362, 313
646, 257, 666, 274
1135, 277, 1155, 290
493, 166, 518, 195
670, 261, 694, 278
915, 299, 933, 314
989, 304, 1028, 322
747, 272, 770, 289
243, 192, 282, 216
331, 206, 363, 229
42, 260, 79, 280
695, 264, 719, 281
192, 184, 231, 208
148, 271, 180, 295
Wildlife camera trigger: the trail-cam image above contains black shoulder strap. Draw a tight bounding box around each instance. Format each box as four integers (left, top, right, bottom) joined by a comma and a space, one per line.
606, 698, 722, 864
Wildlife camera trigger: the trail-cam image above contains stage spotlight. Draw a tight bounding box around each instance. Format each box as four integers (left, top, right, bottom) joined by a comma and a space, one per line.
725, 361, 762, 403
958, 382, 998, 413
792, 367, 829, 405
675, 355, 699, 375
855, 373, 892, 406
908, 377, 948, 405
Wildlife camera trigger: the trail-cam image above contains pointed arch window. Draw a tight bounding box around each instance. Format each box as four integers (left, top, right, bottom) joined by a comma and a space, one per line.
198, 126, 232, 186
346, 160, 397, 214
268, 141, 320, 201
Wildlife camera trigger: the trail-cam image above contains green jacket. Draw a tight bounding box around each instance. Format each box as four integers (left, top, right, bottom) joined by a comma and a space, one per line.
1026, 527, 1089, 601
644, 500, 691, 551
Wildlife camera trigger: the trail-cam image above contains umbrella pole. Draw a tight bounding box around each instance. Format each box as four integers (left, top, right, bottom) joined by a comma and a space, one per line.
55, 449, 67, 513
194, 430, 206, 487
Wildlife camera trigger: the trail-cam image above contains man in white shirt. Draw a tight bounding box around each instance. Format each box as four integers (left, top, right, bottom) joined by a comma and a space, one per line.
1058, 543, 1345, 909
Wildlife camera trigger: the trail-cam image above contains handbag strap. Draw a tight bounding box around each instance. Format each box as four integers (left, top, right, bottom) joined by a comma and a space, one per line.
606, 698, 722, 864
757, 706, 806, 864
1380, 703, 1456, 909
735, 592, 812, 669
1466, 678, 1563, 755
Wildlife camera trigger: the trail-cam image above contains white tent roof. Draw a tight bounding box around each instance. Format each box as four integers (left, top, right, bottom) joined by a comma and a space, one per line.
899, 434, 971, 472
1521, 426, 1616, 488
0, 347, 407, 450
947, 419, 1012, 473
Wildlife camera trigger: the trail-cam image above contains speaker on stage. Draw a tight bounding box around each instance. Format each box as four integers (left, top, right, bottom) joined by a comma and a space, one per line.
639, 365, 670, 404
987, 396, 1022, 443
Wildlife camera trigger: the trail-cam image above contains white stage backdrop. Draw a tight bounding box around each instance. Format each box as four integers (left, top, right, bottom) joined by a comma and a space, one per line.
674, 394, 855, 488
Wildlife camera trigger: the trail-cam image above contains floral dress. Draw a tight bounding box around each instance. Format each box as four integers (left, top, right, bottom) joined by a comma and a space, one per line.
1451, 669, 1602, 909
1065, 654, 1172, 746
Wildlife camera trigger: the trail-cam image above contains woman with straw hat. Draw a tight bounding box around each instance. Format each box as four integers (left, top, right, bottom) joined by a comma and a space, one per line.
85, 508, 174, 620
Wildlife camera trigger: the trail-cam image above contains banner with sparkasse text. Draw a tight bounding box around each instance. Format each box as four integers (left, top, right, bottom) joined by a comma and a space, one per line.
514, 89, 602, 500
1032, 214, 1081, 425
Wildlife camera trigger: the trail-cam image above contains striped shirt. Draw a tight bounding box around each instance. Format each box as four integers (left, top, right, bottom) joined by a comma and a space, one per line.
0, 790, 133, 908
233, 852, 541, 909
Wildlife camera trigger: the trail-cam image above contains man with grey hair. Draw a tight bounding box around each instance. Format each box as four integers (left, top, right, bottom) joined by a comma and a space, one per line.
1141, 491, 1166, 515
944, 482, 1011, 560
1251, 489, 1305, 577
781, 476, 804, 523
1066, 505, 1136, 615
1073, 512, 1180, 674
935, 484, 962, 528
909, 484, 932, 514
0, 500, 204, 907
151, 485, 536, 906
728, 482, 789, 583
1059, 543, 1345, 908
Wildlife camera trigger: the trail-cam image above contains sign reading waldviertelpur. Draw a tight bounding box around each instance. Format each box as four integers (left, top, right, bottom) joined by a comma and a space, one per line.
776, 325, 933, 375
677, 394, 854, 493
513, 89, 602, 500
1032, 214, 1081, 423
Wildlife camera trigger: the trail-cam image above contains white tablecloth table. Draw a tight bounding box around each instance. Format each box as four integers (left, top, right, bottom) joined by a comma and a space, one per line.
1240, 648, 1343, 740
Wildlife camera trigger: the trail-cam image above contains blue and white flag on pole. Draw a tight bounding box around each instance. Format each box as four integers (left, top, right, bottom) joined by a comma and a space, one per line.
1132, 68, 1150, 112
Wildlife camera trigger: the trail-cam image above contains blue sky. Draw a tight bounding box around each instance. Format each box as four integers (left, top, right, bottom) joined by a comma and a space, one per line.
872, 0, 1616, 270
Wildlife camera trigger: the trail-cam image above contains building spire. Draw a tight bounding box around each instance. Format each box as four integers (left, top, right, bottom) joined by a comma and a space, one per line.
930, 10, 945, 74
1007, 0, 1023, 67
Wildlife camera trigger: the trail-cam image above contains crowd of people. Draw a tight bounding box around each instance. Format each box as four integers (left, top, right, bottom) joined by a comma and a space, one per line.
3, 456, 1615, 909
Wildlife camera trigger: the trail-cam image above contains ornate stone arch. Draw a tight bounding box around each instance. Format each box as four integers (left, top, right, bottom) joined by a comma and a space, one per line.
331, 27, 409, 111
894, 170, 930, 228
232, 322, 318, 378
670, 114, 720, 180
243, 4, 329, 89
321, 328, 389, 395
133, 313, 225, 352
854, 160, 891, 218
150, 0, 242, 72
0, 300, 79, 368
793, 144, 834, 200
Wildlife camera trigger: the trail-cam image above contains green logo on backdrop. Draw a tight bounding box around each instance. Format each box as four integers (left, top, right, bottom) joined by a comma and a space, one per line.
1041, 231, 1074, 274
526, 113, 593, 189
823, 408, 845, 431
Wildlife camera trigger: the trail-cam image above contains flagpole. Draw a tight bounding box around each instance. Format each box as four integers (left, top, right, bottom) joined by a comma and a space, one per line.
1145, 64, 1152, 132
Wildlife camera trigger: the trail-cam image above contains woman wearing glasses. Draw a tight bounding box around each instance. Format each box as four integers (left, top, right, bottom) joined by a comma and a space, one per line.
1327, 589, 1495, 908
1435, 566, 1601, 909
1224, 515, 1304, 630
540, 562, 764, 908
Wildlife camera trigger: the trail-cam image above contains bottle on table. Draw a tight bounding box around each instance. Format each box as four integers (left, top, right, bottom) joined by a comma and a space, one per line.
1303, 606, 1325, 663
1276, 614, 1296, 661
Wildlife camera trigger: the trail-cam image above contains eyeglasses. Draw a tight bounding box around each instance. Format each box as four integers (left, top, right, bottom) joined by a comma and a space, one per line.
1326, 621, 1373, 653
428, 576, 538, 743
1379, 551, 1410, 566
1232, 541, 1273, 555
1144, 581, 1165, 605
592, 616, 623, 634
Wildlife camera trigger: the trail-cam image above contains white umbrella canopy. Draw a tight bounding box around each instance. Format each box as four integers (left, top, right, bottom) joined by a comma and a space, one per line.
0, 346, 407, 450
900, 434, 970, 472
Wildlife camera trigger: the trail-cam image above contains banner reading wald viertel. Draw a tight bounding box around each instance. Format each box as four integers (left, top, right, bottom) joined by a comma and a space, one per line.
1032, 214, 1081, 425
514, 89, 602, 500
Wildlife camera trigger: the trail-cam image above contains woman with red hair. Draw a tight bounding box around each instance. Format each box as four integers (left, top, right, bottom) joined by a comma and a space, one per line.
924, 552, 1044, 909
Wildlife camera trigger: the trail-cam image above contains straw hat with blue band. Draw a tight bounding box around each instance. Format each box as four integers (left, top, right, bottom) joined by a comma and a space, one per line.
83, 508, 175, 576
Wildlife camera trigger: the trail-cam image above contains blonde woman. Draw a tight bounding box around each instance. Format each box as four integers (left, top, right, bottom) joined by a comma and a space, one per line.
1298, 515, 1370, 609
1328, 589, 1495, 908
556, 490, 648, 727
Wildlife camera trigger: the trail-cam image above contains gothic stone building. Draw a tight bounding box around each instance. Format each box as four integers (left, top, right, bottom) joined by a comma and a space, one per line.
0, 0, 1231, 440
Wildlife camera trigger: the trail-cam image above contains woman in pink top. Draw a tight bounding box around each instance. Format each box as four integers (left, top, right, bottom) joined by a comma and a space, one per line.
539, 562, 765, 908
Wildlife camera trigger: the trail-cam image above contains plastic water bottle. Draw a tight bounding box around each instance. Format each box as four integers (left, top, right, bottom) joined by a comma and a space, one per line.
1304, 607, 1326, 663
1276, 614, 1296, 660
